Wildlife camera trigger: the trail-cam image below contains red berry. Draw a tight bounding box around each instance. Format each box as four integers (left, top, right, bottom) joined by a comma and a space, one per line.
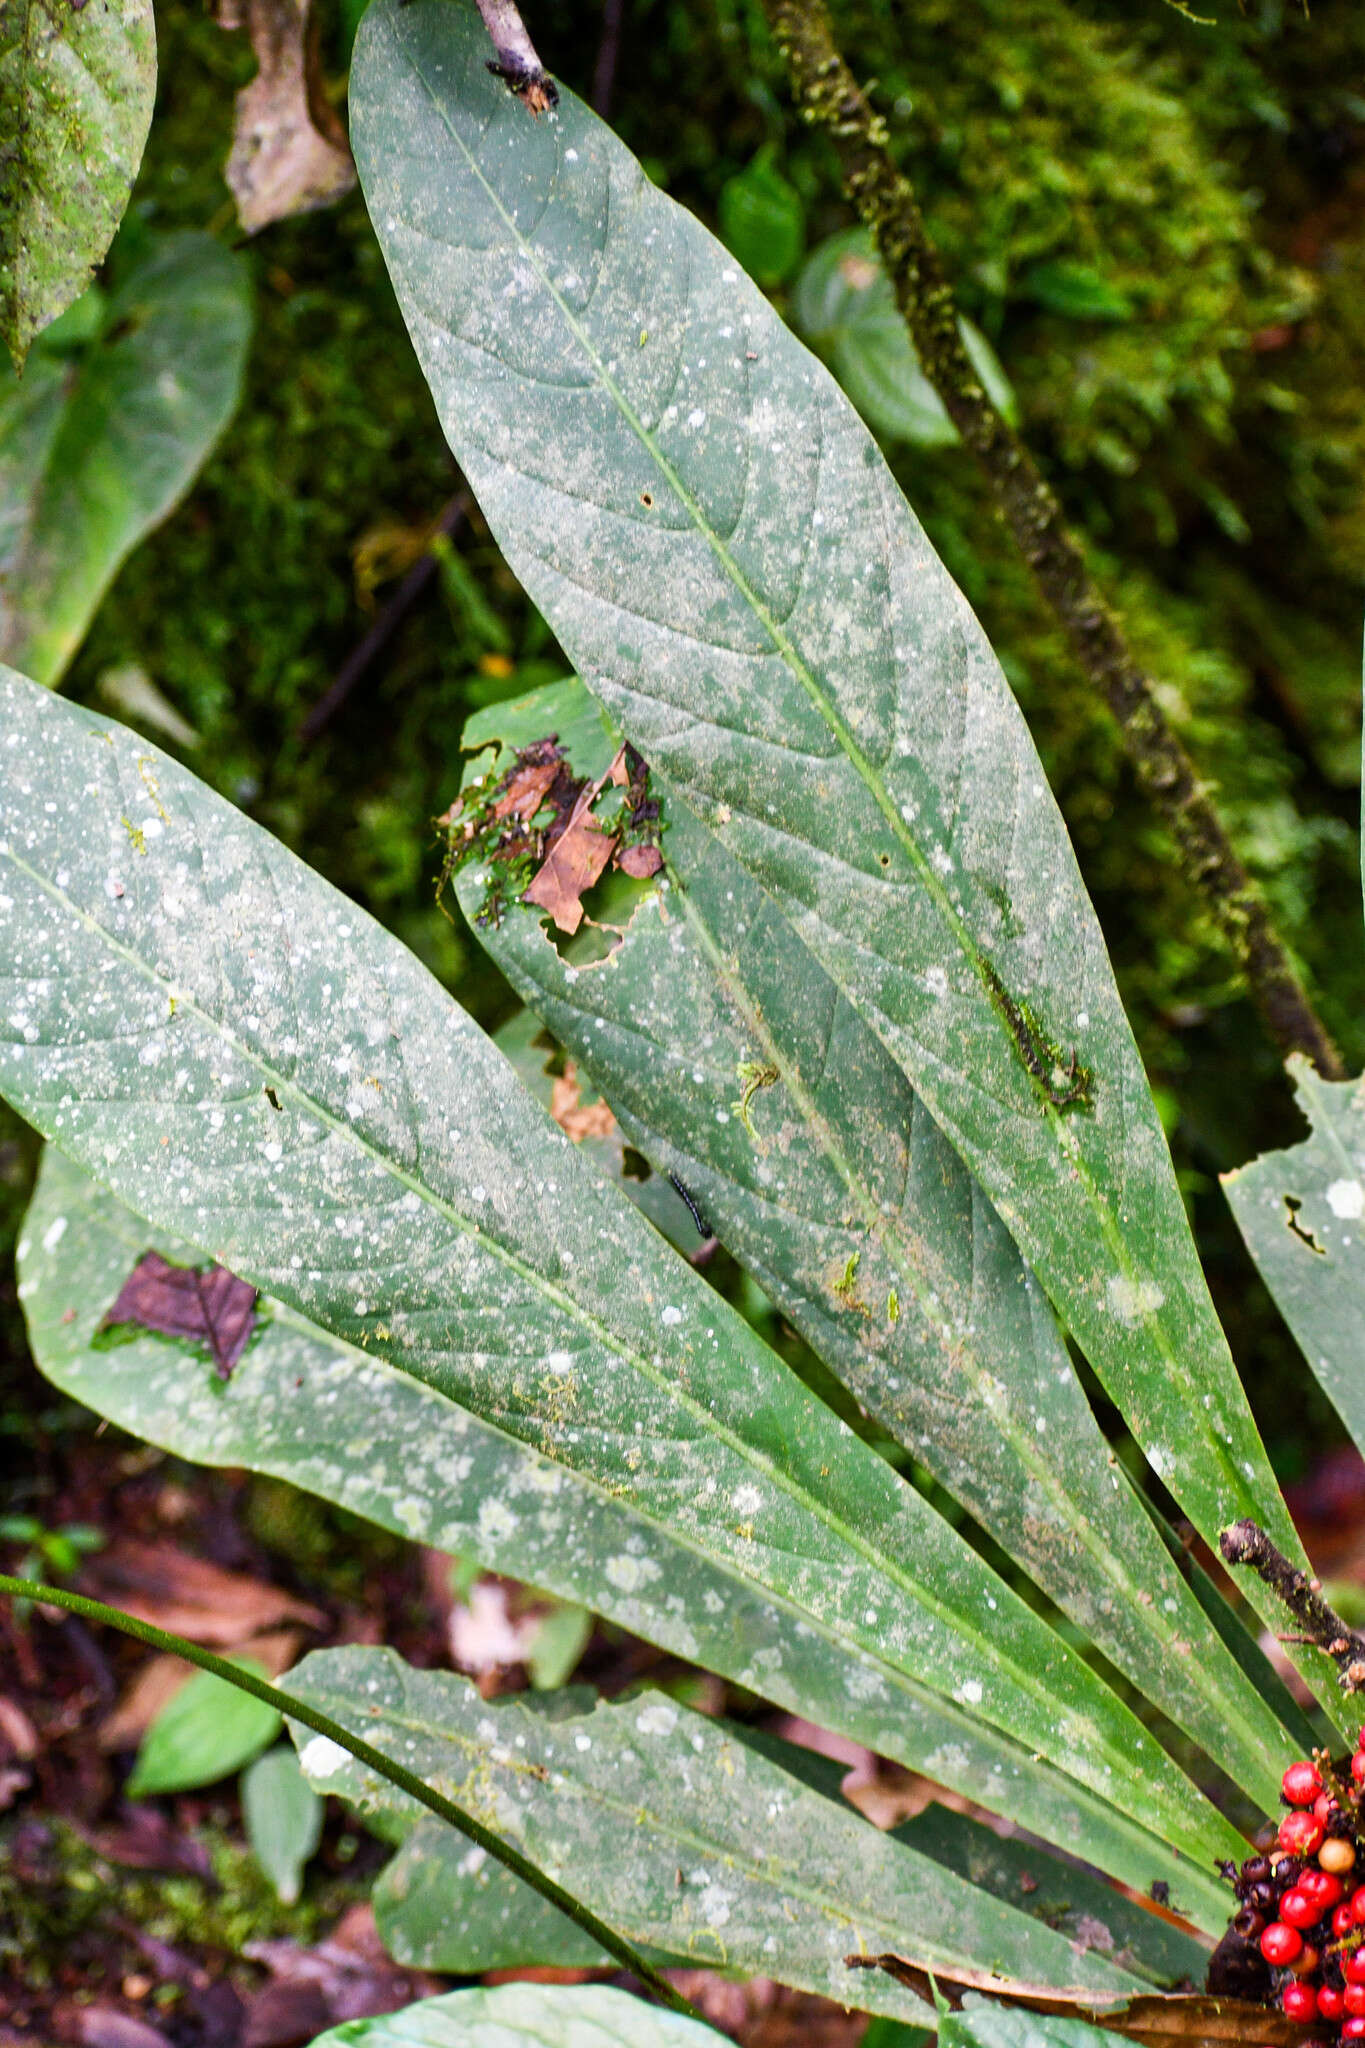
1282, 1982, 1318, 2022
1353, 1886, 1365, 1925
1320, 1988, 1348, 2021
1315, 1791, 1341, 1823
1347, 1984, 1365, 2016
1335, 1903, 1356, 1937
1282, 1889, 1318, 1928
1284, 1761, 1325, 1807
1343, 2020, 1365, 2041
1352, 1751, 1365, 1786
1348, 1951, 1365, 1985
1301, 1870, 1344, 1910
1261, 1921, 1303, 1965
1279, 1812, 1326, 1857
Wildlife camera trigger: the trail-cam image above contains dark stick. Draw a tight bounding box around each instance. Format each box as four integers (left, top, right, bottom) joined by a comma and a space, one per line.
762, 0, 1345, 1083
476, 0, 559, 112
300, 493, 469, 741
1221, 1519, 1365, 1691
592, 0, 626, 117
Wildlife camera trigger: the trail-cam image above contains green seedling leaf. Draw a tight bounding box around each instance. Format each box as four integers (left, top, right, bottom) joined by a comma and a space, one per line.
456, 680, 1298, 1814
526, 1601, 593, 1690
242, 1743, 325, 1902
309, 1984, 726, 2048
125, 1657, 281, 1797
0, 233, 252, 687
349, 4, 1329, 1725
1224, 1057, 1365, 1461
793, 228, 1014, 446
0, 0, 156, 366
288, 1645, 1143, 2012
718, 146, 804, 288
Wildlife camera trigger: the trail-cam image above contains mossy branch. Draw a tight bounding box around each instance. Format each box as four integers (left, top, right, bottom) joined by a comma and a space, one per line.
1220, 1520, 1365, 1691
762, 0, 1345, 1083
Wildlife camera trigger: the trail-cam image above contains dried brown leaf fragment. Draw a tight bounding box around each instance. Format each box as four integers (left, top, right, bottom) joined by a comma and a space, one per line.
221, 0, 355, 233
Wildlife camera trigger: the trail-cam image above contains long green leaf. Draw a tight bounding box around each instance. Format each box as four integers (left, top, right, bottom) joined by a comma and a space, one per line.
17, 1086, 1233, 1930
347, 0, 1322, 1711
310, 1985, 723, 2048
0, 233, 251, 685
0, 0, 156, 367
0, 672, 1240, 1910
287, 1645, 1142, 2012
1224, 1057, 1365, 1459
454, 679, 1293, 1810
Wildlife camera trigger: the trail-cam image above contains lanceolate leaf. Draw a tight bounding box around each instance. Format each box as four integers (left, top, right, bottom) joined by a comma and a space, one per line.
455, 680, 1294, 1812
0, 234, 252, 686
0, 0, 156, 366
1224, 1057, 1365, 1460
0, 677, 1241, 1916
348, 0, 1323, 1709
286, 1646, 1143, 2013
309, 1984, 724, 2048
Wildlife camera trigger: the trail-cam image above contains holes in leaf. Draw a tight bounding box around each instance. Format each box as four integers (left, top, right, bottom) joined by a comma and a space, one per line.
640, 491, 654, 508
1284, 1194, 1326, 1254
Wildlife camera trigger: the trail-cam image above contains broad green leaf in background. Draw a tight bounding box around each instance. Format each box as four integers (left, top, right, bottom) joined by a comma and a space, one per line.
287, 1645, 1143, 2015
0, 677, 1241, 1918
793, 229, 1014, 447
125, 1658, 281, 1798
0, 0, 156, 367
349, 4, 1328, 1720
242, 1743, 325, 1902
718, 146, 804, 288
1224, 1057, 1365, 1459
455, 679, 1295, 1812
311, 1983, 725, 2048
0, 232, 252, 686
940, 1999, 1117, 2048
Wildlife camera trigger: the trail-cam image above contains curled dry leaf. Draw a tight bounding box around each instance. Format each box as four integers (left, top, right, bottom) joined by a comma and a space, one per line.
100, 1250, 258, 1379
845, 1961, 1295, 2048
523, 796, 618, 933
221, 0, 356, 233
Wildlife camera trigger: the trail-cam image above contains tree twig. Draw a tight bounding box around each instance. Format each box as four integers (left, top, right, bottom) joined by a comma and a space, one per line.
1221, 1519, 1365, 1691
761, 0, 1345, 1082
592, 0, 626, 117
475, 0, 558, 113
300, 492, 469, 741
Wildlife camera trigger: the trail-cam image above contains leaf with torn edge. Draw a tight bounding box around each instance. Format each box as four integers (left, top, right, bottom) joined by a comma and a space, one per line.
222, 0, 356, 234
101, 1251, 258, 1380
844, 1962, 1300, 2048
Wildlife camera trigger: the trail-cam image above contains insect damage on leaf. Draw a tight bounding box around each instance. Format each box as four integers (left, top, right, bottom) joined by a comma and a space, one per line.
98, 1253, 259, 1380
437, 733, 663, 938
980, 962, 1095, 1112
732, 1059, 779, 1140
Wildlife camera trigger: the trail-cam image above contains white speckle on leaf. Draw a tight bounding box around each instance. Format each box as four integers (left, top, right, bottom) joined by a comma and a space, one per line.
661, 1305, 682, 1326
635, 1700, 677, 1736
1327, 1179, 1365, 1219
955, 1678, 984, 1706
299, 1736, 350, 1778
41, 1216, 67, 1252
1106, 1275, 1165, 1324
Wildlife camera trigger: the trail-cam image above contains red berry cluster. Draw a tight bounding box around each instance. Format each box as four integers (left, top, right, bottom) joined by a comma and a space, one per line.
1218, 1745, 1365, 2039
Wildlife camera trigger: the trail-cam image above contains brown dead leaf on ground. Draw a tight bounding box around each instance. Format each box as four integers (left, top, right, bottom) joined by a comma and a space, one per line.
244, 1904, 441, 2034
81, 1540, 324, 1645
493, 754, 564, 825
660, 1975, 866, 2047
617, 842, 663, 878
219, 0, 355, 233
551, 1063, 617, 1143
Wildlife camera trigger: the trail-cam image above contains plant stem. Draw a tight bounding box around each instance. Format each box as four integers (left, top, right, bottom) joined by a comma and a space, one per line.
475, 0, 558, 112
761, 0, 1345, 1083
1220, 1521, 1365, 1691
0, 1571, 699, 2018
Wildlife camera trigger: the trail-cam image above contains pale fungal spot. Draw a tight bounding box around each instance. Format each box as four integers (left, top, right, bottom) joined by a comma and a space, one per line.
605, 1552, 660, 1591
634, 1700, 677, 1737
955, 1678, 984, 1706
41, 1215, 67, 1253
1075, 1010, 1090, 1029
574, 1733, 592, 1751
923, 966, 949, 998
732, 1483, 762, 1515
299, 1736, 350, 1778
263, 1141, 283, 1163
1106, 1275, 1166, 1324
1327, 1178, 1365, 1220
